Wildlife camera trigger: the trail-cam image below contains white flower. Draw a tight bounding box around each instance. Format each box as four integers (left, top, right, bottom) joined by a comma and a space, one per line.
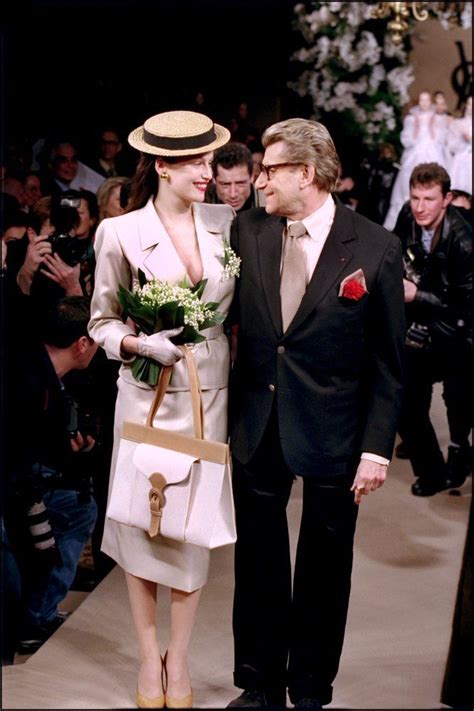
387, 65, 414, 105
221, 243, 241, 281
461, 3, 472, 28
368, 64, 386, 94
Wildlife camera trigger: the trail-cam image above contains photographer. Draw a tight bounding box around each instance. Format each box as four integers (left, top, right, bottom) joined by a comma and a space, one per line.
4, 297, 98, 654
393, 163, 472, 497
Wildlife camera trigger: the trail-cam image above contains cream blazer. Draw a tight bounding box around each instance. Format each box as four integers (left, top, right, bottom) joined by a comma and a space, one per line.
89, 198, 235, 392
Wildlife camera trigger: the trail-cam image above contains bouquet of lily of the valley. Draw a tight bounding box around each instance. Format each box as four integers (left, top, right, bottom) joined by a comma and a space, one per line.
118, 268, 225, 387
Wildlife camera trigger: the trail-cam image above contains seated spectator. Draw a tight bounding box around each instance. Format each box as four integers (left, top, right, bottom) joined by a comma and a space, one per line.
41, 139, 104, 197
96, 176, 128, 222
23, 171, 43, 210
4, 296, 98, 654
1, 175, 28, 212
205, 142, 265, 212
248, 139, 264, 180
85, 127, 131, 179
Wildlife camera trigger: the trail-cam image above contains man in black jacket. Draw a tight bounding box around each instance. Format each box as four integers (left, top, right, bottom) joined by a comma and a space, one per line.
227, 118, 405, 709
5, 297, 98, 654
393, 162, 473, 496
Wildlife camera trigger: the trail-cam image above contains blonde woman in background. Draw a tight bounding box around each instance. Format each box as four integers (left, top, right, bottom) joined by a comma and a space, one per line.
96, 175, 128, 222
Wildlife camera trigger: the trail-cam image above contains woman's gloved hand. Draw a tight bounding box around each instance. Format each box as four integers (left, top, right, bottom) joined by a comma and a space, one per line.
136, 327, 184, 366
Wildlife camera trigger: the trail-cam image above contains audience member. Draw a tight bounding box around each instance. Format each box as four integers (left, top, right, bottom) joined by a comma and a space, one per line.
96, 176, 127, 221
85, 128, 130, 179
23, 172, 43, 210
41, 140, 104, 197
357, 143, 400, 224
4, 297, 98, 654
205, 142, 265, 212
447, 96, 472, 196
393, 162, 472, 496
384, 91, 449, 230
450, 189, 472, 211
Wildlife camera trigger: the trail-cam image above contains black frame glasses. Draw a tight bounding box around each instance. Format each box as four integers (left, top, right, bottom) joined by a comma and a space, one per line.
259, 162, 303, 180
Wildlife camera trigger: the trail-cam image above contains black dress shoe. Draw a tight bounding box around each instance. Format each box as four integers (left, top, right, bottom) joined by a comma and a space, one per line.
445, 445, 471, 489
294, 699, 323, 710
411, 477, 450, 497
16, 614, 68, 655
227, 690, 286, 708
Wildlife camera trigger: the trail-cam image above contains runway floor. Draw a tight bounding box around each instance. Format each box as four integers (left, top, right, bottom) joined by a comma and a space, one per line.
3, 384, 471, 709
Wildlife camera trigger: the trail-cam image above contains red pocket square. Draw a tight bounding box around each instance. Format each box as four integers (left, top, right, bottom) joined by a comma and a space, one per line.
338, 269, 368, 301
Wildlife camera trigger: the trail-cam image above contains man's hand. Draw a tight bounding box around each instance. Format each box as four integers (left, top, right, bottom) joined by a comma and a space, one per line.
403, 278, 417, 303
350, 459, 387, 505
70, 432, 95, 453
40, 253, 82, 295
16, 230, 52, 294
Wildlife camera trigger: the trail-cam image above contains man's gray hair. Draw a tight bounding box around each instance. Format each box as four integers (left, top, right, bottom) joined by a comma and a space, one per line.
262, 118, 340, 192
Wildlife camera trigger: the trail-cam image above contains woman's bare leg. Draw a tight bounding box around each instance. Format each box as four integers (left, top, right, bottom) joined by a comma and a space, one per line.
165, 587, 202, 698
125, 571, 164, 698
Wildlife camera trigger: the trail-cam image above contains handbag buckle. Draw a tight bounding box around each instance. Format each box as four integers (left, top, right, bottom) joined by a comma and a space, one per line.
148, 472, 167, 537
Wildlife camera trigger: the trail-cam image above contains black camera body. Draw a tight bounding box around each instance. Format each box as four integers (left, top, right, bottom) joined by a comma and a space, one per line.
64, 394, 99, 440
47, 194, 89, 267
404, 242, 432, 350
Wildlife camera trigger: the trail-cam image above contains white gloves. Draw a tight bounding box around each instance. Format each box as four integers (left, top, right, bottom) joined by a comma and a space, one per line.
137, 328, 184, 366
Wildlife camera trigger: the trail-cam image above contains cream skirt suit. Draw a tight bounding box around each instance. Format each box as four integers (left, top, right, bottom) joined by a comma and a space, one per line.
89, 198, 235, 592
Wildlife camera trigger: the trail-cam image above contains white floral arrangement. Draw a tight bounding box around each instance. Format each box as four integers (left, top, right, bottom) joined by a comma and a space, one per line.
289, 1, 471, 151
221, 241, 241, 281
135, 280, 217, 330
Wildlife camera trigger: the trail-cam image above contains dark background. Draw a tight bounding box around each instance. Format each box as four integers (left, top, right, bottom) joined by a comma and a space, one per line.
2, 0, 314, 156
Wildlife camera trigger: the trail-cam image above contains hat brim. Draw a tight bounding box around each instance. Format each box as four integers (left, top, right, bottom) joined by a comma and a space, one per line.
128, 122, 230, 157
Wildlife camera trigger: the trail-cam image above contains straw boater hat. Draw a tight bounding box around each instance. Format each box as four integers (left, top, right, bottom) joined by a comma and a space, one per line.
128, 110, 230, 157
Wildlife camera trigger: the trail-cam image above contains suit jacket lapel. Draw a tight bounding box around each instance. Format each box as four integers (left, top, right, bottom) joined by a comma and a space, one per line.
284, 201, 356, 336
256, 215, 286, 336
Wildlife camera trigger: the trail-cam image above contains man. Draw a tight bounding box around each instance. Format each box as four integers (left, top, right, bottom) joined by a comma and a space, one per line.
227, 118, 405, 709
206, 142, 265, 212
85, 127, 130, 178
42, 140, 104, 196
4, 296, 98, 653
393, 163, 472, 496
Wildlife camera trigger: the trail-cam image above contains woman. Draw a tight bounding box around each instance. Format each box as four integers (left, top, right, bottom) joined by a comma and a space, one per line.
384, 90, 448, 230
96, 175, 128, 221
89, 111, 234, 709
447, 96, 472, 196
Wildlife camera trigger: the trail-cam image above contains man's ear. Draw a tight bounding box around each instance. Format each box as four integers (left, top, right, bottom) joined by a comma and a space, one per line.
75, 335, 89, 355
301, 164, 315, 188
444, 191, 453, 207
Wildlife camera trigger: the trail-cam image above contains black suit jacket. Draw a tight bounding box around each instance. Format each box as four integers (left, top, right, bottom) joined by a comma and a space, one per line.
229, 199, 406, 477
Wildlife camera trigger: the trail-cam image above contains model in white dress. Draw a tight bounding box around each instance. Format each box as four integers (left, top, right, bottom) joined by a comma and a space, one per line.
384, 91, 449, 231
447, 96, 472, 195
88, 110, 233, 708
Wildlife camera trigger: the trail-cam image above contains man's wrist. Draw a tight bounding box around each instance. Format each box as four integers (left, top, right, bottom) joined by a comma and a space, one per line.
361, 452, 390, 466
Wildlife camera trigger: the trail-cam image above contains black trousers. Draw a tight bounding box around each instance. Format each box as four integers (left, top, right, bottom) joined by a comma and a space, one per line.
398, 343, 472, 483
231, 409, 358, 706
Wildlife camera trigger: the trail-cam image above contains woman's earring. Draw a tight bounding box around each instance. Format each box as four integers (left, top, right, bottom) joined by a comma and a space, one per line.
160, 171, 170, 181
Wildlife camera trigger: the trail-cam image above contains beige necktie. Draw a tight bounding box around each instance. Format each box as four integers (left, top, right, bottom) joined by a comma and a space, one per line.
280, 221, 307, 331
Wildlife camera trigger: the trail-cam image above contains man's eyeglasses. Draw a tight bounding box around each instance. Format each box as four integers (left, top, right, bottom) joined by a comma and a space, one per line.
259, 162, 302, 180
55, 155, 78, 164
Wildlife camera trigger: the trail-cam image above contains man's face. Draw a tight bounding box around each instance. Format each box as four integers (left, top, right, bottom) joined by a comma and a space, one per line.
51, 144, 79, 184
215, 164, 253, 211
255, 141, 302, 218
410, 182, 451, 230
100, 131, 122, 161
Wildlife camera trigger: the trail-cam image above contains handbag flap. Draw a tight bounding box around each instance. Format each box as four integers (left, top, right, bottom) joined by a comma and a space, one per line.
133, 442, 197, 484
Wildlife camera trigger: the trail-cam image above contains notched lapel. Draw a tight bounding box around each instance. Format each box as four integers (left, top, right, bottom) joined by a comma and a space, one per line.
257, 216, 286, 336
285, 202, 356, 336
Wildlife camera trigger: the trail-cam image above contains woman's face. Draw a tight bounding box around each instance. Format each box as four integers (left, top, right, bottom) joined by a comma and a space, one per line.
418, 92, 432, 112
24, 174, 42, 207
76, 198, 96, 238
434, 94, 448, 114
105, 185, 124, 218
158, 152, 213, 204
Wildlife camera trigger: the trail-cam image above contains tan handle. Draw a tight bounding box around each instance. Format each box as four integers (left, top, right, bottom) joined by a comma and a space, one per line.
145, 345, 204, 439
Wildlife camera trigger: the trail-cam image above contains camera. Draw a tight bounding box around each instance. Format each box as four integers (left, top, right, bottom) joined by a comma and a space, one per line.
403, 243, 429, 287
406, 321, 431, 350
64, 394, 99, 440
47, 192, 89, 266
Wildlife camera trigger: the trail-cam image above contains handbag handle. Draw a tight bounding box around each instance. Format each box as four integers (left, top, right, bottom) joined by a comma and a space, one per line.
145, 345, 204, 439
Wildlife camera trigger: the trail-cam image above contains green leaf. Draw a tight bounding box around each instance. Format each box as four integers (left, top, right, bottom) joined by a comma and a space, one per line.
132, 356, 150, 382
148, 361, 162, 387
137, 268, 148, 289
158, 301, 181, 328
191, 279, 207, 299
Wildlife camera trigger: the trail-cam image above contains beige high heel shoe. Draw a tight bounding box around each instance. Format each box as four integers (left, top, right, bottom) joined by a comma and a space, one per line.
136, 661, 165, 708
162, 651, 193, 709
136, 689, 165, 709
